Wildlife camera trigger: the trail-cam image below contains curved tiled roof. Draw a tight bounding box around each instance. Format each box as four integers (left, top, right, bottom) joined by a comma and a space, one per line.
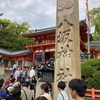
0, 48, 32, 56
90, 41, 100, 48
22, 27, 55, 38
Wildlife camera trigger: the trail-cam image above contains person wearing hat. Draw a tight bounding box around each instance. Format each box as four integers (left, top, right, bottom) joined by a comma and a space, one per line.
13, 82, 20, 88
20, 81, 34, 100
0, 92, 7, 100
6, 86, 14, 100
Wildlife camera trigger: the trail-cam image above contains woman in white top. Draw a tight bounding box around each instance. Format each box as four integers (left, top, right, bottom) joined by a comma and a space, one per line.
40, 83, 52, 100
29, 67, 35, 78
14, 68, 20, 80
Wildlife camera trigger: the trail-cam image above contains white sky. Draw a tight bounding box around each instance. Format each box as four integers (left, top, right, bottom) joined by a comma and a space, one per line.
0, 0, 100, 29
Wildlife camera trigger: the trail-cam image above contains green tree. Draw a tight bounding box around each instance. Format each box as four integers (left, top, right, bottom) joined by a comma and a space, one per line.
90, 7, 100, 40
81, 58, 100, 89
0, 19, 34, 51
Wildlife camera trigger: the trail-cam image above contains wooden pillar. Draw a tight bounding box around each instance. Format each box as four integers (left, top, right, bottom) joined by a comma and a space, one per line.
32, 51, 35, 65
23, 57, 26, 67
54, 0, 80, 100
8, 59, 11, 67
15, 58, 18, 67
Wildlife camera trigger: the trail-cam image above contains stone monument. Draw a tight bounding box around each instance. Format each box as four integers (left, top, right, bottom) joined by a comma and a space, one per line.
54, 0, 80, 99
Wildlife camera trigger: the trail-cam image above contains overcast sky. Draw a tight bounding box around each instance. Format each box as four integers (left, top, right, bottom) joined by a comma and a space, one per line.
0, 0, 100, 29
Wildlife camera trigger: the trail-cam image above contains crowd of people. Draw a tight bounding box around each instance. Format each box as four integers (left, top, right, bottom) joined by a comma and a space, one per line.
0, 64, 53, 100
46, 58, 55, 68
0, 63, 87, 100
0, 76, 52, 100
38, 58, 55, 70
0, 75, 87, 100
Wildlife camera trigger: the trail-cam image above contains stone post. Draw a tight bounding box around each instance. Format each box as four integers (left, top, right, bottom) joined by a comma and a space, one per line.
54, 0, 80, 99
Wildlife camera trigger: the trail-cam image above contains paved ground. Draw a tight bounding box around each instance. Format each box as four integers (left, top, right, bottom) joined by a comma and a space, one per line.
0, 70, 100, 100
0, 70, 13, 80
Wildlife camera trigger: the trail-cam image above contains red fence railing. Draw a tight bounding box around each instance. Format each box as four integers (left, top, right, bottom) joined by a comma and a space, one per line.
85, 88, 100, 99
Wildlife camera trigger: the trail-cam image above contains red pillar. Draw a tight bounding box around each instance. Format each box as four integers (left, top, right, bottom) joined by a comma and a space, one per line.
32, 51, 35, 65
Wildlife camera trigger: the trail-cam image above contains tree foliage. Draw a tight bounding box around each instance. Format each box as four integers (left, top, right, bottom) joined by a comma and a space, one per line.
0, 19, 34, 51
81, 58, 100, 89
90, 7, 100, 40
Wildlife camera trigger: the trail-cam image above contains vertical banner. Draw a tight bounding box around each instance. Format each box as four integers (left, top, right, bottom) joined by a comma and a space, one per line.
86, 0, 90, 32
54, 0, 80, 99
86, 0, 91, 59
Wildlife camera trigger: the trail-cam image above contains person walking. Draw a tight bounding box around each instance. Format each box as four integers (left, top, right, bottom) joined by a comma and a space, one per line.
57, 81, 68, 100
29, 67, 35, 79
20, 81, 34, 100
14, 68, 20, 81
13, 63, 17, 74
68, 78, 87, 100
40, 83, 52, 100
21, 67, 27, 80
12, 87, 21, 100
30, 76, 37, 98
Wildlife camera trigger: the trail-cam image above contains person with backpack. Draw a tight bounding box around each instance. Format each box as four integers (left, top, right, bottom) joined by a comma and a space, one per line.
57, 81, 68, 100
20, 81, 34, 100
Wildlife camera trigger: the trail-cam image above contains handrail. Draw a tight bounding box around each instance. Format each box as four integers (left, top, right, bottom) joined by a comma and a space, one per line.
85, 88, 100, 99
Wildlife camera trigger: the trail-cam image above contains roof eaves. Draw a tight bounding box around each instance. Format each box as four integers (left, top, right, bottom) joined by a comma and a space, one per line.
22, 27, 55, 36
0, 48, 31, 56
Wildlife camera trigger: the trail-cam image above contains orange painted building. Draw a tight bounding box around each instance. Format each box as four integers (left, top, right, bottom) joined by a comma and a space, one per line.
89, 41, 100, 58
0, 21, 93, 69
0, 48, 33, 70
22, 21, 93, 66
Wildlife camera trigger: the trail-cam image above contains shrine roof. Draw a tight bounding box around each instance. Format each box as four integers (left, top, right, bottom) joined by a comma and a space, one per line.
90, 41, 100, 48
22, 27, 55, 38
22, 22, 93, 42
0, 48, 32, 56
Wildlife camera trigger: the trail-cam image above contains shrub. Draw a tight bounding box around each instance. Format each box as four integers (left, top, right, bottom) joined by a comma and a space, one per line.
81, 65, 94, 79
85, 78, 94, 88
81, 58, 100, 89
92, 71, 100, 89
